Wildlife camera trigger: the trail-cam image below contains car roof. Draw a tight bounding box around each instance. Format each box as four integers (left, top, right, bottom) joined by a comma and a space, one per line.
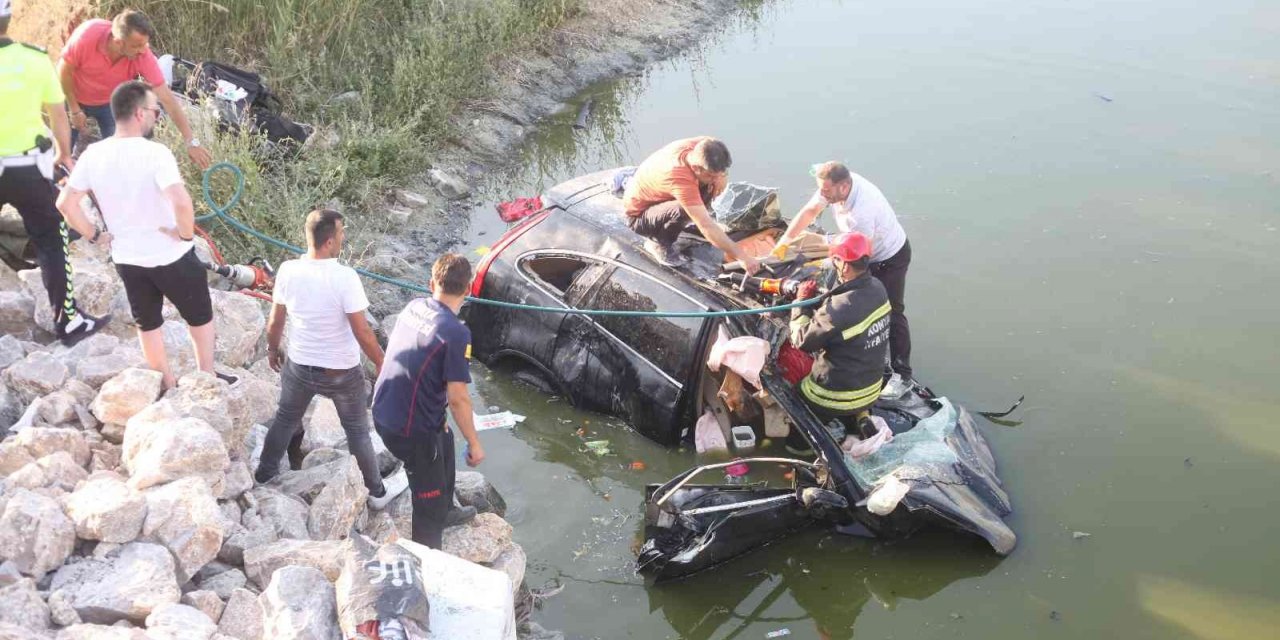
535, 170, 769, 313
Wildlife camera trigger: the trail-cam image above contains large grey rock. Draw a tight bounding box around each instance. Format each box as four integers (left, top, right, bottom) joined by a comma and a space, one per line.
307, 456, 368, 541
242, 538, 347, 590
19, 255, 123, 335
0, 386, 22, 436
38, 380, 96, 427
5, 461, 48, 490
246, 487, 309, 540
75, 353, 142, 390
53, 624, 147, 640
217, 519, 274, 567
2, 352, 68, 402
0, 577, 51, 630
13, 427, 91, 468
48, 589, 82, 626
359, 491, 410, 544
48, 542, 180, 624
0, 290, 35, 340
220, 460, 253, 501
0, 489, 75, 578
215, 589, 262, 640
87, 441, 122, 474
192, 565, 245, 600
90, 368, 163, 427
167, 373, 251, 461
0, 442, 35, 476
210, 292, 265, 369
180, 591, 226, 625
50, 334, 120, 377
265, 459, 344, 504
490, 543, 527, 595
0, 335, 26, 371
301, 398, 346, 454
455, 471, 508, 517
428, 168, 472, 200
123, 409, 229, 492
140, 477, 226, 583
145, 603, 217, 640
64, 472, 147, 542
442, 512, 513, 564
300, 447, 343, 469
33, 451, 88, 492
259, 566, 340, 640
229, 377, 276, 432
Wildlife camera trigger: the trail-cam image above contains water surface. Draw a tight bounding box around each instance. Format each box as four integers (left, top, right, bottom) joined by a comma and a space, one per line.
455, 1, 1280, 637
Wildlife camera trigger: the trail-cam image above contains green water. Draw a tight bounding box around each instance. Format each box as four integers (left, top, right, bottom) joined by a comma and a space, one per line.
457, 0, 1280, 637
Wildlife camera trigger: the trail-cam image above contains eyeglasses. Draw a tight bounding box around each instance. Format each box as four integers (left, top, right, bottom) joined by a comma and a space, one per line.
143, 106, 162, 117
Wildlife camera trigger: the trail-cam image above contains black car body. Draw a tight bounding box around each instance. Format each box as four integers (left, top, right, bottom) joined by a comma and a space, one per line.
464, 170, 1017, 578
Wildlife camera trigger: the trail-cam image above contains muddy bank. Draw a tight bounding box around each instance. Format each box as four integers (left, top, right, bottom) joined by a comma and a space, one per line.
370, 0, 748, 313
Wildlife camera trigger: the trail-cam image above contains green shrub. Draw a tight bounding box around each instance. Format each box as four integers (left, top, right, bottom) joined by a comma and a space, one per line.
98, 0, 580, 262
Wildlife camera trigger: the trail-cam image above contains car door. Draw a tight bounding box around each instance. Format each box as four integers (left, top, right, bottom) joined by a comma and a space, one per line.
574, 263, 709, 444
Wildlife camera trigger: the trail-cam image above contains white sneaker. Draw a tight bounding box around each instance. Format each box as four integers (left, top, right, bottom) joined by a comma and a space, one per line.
880, 373, 911, 399
367, 465, 409, 510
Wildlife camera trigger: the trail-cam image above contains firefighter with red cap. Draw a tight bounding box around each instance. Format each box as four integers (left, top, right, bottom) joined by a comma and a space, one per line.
785, 232, 891, 454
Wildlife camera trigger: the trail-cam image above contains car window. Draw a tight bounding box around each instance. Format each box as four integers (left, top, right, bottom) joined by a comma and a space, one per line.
586, 266, 705, 382
521, 256, 588, 295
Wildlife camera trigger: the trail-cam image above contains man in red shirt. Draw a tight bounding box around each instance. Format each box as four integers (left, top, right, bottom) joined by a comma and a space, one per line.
623, 136, 760, 274
57, 10, 211, 168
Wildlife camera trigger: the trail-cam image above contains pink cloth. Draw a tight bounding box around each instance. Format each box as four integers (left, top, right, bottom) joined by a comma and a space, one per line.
61, 19, 165, 106
707, 330, 770, 389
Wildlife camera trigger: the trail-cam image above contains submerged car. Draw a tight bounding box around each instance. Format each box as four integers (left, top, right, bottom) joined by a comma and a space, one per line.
464, 170, 1017, 579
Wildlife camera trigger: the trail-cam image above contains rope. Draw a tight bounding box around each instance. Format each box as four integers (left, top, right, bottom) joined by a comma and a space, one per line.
198, 162, 823, 318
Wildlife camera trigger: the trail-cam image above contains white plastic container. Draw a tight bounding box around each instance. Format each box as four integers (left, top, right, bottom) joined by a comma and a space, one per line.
730, 426, 756, 453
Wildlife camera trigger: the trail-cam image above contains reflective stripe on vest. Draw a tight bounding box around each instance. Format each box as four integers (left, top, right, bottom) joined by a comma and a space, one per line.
800, 375, 882, 412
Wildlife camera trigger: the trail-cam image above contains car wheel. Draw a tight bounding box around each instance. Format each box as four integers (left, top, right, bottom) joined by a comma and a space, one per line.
513, 367, 557, 395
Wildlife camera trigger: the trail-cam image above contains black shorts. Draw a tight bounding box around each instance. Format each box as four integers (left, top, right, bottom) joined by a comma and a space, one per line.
115, 248, 213, 331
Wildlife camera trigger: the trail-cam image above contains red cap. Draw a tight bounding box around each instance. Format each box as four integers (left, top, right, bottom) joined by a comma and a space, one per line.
829, 233, 872, 262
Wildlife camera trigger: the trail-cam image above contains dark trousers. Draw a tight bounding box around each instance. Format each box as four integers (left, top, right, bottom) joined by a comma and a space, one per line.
626, 200, 690, 247
70, 103, 116, 152
378, 428, 455, 549
870, 239, 912, 380
256, 359, 384, 492
0, 164, 76, 326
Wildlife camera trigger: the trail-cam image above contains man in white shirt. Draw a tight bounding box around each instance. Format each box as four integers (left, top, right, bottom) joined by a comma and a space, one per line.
773, 161, 914, 395
254, 208, 406, 509
57, 80, 218, 389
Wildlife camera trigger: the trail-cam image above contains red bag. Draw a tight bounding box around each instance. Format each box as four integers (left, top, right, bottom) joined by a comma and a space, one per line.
776, 340, 814, 385
496, 196, 543, 223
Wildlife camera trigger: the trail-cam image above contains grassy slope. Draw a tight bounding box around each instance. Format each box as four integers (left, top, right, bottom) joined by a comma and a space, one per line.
91, 0, 580, 262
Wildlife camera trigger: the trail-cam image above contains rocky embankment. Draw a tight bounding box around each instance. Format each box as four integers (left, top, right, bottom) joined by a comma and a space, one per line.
0, 240, 530, 639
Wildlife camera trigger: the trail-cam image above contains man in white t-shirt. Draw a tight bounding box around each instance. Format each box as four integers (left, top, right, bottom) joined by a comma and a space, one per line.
57, 80, 219, 390
254, 208, 406, 510
773, 161, 914, 395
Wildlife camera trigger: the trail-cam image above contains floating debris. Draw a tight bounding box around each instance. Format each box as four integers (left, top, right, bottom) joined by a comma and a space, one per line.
765, 629, 791, 638
1072, 531, 1091, 540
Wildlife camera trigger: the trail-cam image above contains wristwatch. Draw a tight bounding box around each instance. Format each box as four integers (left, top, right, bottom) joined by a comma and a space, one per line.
188, 138, 202, 148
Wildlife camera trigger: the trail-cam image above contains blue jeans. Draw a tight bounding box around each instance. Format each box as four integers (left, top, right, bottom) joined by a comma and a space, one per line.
255, 359, 384, 493
70, 103, 116, 150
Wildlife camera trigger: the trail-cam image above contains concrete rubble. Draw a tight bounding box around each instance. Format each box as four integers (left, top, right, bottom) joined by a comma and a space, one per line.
1, 246, 526, 638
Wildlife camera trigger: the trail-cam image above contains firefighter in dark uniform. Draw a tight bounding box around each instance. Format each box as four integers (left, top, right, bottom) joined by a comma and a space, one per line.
786, 232, 891, 454
0, 0, 108, 345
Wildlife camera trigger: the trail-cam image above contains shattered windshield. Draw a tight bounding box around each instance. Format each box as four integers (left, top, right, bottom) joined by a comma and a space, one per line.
844, 398, 963, 486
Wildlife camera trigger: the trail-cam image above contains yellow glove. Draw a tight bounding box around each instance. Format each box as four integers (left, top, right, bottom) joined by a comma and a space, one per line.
770, 241, 789, 261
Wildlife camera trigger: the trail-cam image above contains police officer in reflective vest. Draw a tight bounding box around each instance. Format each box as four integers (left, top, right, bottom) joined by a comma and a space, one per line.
0, 0, 109, 344
786, 232, 891, 454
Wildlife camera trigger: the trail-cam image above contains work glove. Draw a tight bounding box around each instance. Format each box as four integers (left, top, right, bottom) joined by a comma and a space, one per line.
770, 241, 789, 261
794, 280, 819, 301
